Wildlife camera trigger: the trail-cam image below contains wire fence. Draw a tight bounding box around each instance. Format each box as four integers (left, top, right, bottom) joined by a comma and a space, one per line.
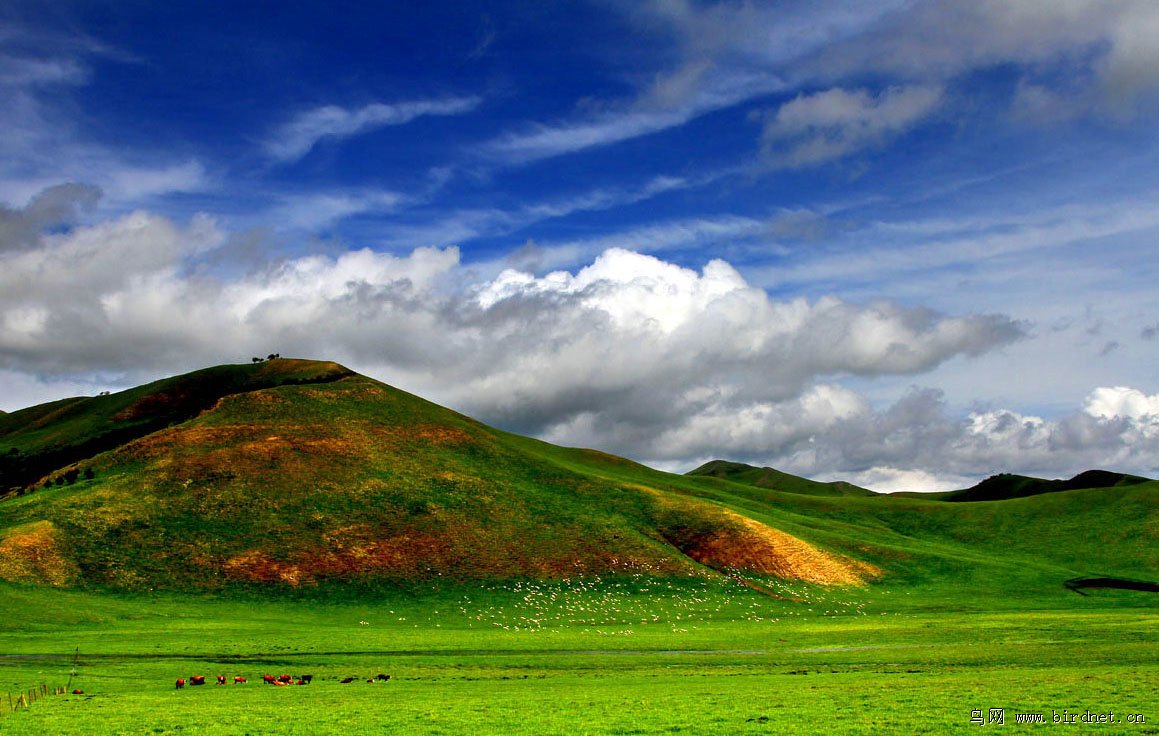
2, 683, 69, 716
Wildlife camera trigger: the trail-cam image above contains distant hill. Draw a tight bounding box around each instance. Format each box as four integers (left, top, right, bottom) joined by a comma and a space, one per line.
939, 469, 1151, 502
686, 460, 877, 497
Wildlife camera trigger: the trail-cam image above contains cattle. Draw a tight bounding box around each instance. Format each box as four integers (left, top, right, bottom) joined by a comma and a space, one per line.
190, 676, 206, 686
366, 678, 374, 683
72, 689, 84, 695
175, 678, 186, 690
262, 675, 278, 685
299, 674, 313, 684
233, 676, 247, 684
277, 674, 292, 684
340, 677, 355, 684
375, 674, 391, 681
216, 675, 227, 686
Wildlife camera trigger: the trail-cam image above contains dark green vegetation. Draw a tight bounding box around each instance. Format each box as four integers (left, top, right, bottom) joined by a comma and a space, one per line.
937, 469, 1152, 502
0, 359, 1155, 733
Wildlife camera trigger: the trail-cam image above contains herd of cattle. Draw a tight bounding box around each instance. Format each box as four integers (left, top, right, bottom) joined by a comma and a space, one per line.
175, 673, 390, 689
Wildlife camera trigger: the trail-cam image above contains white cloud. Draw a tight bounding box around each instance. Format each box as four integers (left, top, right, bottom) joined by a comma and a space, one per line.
103, 160, 208, 202
2, 202, 1156, 487
1, 203, 1018, 424
761, 85, 944, 167
823, 467, 973, 494
263, 190, 406, 233
265, 97, 483, 163
1084, 386, 1159, 423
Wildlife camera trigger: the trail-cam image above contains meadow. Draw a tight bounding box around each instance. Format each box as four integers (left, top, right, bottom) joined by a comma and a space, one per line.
2, 576, 1155, 735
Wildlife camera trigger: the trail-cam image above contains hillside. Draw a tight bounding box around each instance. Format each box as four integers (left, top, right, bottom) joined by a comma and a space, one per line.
686, 460, 876, 497
1, 360, 1155, 598
0, 359, 354, 494
0, 359, 876, 592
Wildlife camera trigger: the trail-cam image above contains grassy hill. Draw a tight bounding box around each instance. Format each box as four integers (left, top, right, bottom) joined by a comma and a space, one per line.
686, 459, 876, 497
935, 469, 1152, 502
0, 360, 875, 592
0, 359, 354, 494
0, 360, 1155, 600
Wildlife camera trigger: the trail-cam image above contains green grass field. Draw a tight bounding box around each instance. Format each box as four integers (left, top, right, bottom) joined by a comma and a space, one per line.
1, 578, 1155, 735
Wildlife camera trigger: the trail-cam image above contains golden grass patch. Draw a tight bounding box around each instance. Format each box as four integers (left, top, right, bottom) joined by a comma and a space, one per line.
0, 521, 78, 586
685, 513, 880, 585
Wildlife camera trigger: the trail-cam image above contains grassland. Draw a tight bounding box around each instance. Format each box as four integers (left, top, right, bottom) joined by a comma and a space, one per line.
1, 576, 1156, 735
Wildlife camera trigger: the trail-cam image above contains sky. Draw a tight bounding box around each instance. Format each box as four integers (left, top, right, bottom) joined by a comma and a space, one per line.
1, 0, 1157, 492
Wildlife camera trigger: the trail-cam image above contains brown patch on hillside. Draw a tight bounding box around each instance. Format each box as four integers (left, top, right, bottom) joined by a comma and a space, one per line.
630, 481, 880, 586
0, 521, 78, 586
683, 512, 879, 585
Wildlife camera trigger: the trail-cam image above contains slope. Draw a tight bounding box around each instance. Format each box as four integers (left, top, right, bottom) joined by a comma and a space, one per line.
0, 360, 874, 592
535, 447, 1157, 597
0, 359, 354, 494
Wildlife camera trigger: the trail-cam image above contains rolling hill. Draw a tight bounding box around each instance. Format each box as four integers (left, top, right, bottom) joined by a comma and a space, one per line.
0, 359, 1155, 598
937, 469, 1152, 502
0, 359, 876, 592
686, 460, 876, 497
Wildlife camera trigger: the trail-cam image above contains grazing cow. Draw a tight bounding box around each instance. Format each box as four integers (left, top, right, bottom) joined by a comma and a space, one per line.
190, 676, 206, 686
72, 689, 84, 695
340, 677, 355, 684
175, 679, 186, 690
367, 678, 374, 683
375, 674, 391, 681
299, 674, 313, 684
277, 674, 292, 684
273, 681, 287, 687
233, 676, 247, 684
262, 675, 277, 685
216, 675, 227, 686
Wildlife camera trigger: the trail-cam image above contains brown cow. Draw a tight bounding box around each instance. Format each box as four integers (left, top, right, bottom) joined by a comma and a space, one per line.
234, 676, 247, 684
190, 676, 206, 686
216, 675, 227, 685
262, 675, 277, 685
175, 679, 186, 689
340, 677, 355, 684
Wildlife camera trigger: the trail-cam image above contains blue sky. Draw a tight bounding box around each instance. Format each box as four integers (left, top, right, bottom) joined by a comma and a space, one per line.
2, 0, 1158, 490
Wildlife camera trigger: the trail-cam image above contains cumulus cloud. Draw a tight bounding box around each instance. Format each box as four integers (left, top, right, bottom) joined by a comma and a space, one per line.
265, 97, 483, 163
760, 85, 943, 167
1, 197, 1018, 413
5, 199, 1156, 490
